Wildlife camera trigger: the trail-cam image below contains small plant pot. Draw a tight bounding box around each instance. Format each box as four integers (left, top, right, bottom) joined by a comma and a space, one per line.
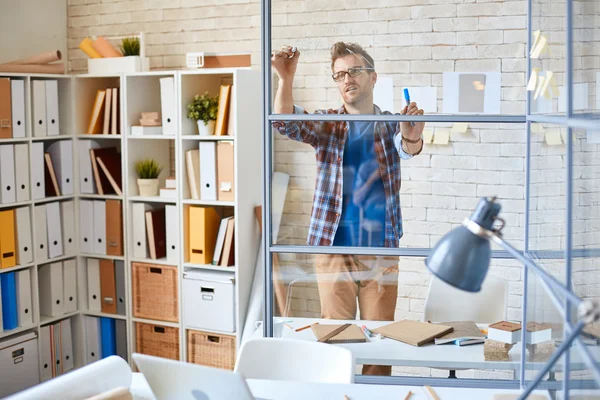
137, 179, 159, 197
197, 120, 216, 136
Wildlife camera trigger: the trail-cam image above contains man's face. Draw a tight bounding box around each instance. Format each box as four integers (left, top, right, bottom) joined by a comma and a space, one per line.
332, 55, 377, 106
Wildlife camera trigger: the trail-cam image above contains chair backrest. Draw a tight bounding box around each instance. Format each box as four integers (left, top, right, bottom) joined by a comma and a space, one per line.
423, 274, 508, 324
234, 338, 355, 384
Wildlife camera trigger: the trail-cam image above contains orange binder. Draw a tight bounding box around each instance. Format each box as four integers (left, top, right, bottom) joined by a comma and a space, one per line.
215, 85, 231, 136
0, 210, 16, 268
216, 142, 234, 202
87, 90, 106, 134
99, 259, 117, 314
189, 206, 220, 264
106, 200, 123, 256
0, 78, 12, 139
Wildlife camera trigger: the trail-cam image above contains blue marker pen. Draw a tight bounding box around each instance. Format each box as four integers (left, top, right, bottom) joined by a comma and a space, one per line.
403, 88, 416, 127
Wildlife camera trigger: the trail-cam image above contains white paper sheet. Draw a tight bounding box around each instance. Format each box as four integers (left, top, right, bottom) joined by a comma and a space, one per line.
596, 72, 600, 110
402, 87, 437, 113
558, 83, 589, 112
442, 72, 501, 114
10, 356, 132, 400
373, 76, 394, 113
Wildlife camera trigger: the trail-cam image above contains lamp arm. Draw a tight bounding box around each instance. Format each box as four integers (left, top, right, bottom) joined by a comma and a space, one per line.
517, 321, 586, 400
490, 233, 582, 307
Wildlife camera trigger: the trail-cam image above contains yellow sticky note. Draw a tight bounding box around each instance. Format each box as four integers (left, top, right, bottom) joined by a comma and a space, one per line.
541, 71, 553, 100
531, 123, 545, 133
549, 74, 560, 97
422, 128, 434, 144
530, 30, 541, 56
527, 68, 540, 91
451, 123, 469, 133
433, 130, 450, 145
560, 129, 575, 143
534, 76, 547, 100
531, 35, 547, 59
545, 130, 562, 146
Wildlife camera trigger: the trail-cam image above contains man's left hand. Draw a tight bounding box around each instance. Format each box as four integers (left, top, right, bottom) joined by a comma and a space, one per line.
400, 102, 425, 140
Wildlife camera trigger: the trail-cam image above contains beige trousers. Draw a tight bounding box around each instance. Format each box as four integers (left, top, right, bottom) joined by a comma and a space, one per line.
315, 254, 399, 376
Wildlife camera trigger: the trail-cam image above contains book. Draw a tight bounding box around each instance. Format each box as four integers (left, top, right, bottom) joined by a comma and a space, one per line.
434, 321, 485, 345
111, 88, 118, 135
219, 217, 235, 267
145, 208, 166, 260
87, 90, 106, 134
372, 320, 453, 347
454, 338, 485, 346
215, 84, 232, 136
102, 88, 112, 135
186, 149, 200, 200
44, 153, 61, 196
311, 324, 367, 344
212, 217, 232, 265
90, 147, 119, 195
95, 149, 122, 196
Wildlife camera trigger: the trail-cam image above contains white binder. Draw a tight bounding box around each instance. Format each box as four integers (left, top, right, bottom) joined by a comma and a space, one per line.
10, 80, 25, 138
14, 144, 30, 202
132, 203, 151, 258
84, 316, 101, 364
45, 80, 60, 136
45, 201, 64, 259
159, 77, 176, 136
62, 259, 77, 313
61, 318, 74, 372
34, 205, 48, 262
15, 269, 33, 326
38, 262, 64, 317
87, 258, 101, 311
165, 205, 179, 263
0, 144, 16, 204
31, 142, 45, 199
60, 200, 76, 255
40, 326, 53, 381
53, 322, 62, 376
93, 200, 106, 255
47, 140, 73, 195
79, 200, 94, 254
78, 140, 101, 194
199, 142, 217, 200
32, 80, 47, 137
15, 207, 33, 265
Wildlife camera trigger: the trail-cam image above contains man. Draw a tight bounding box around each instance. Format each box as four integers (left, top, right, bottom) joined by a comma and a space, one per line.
272, 42, 425, 376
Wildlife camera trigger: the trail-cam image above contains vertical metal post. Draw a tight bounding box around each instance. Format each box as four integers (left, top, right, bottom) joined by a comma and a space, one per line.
261, 0, 274, 338
563, 0, 574, 396
521, 0, 533, 387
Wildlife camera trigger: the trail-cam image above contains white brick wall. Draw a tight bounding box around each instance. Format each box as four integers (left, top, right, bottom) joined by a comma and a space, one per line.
68, 0, 600, 380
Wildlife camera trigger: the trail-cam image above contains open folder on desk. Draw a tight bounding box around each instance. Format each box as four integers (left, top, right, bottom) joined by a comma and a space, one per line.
434, 321, 485, 346
311, 324, 367, 344
372, 320, 453, 347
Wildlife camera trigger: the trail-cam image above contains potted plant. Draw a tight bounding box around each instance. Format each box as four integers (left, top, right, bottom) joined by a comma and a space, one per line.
187, 91, 219, 136
135, 159, 163, 196
120, 36, 140, 57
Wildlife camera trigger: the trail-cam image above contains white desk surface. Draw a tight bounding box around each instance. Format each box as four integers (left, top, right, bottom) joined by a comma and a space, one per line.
130, 373, 555, 400
255, 318, 599, 372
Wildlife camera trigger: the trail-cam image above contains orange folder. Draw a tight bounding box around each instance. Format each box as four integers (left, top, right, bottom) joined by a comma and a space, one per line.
0, 78, 12, 139
0, 210, 17, 269
216, 142, 234, 202
106, 200, 123, 256
189, 206, 220, 265
99, 259, 117, 314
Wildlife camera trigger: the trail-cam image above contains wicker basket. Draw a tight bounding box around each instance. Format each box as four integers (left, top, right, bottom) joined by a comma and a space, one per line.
187, 330, 236, 370
132, 262, 178, 322
136, 322, 180, 361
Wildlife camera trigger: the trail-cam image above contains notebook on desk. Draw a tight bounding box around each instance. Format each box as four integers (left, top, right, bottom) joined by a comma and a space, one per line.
311, 324, 367, 344
371, 320, 453, 347
434, 321, 485, 345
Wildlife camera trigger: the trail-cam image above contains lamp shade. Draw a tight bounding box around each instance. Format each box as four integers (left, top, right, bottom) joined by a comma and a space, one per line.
425, 197, 502, 293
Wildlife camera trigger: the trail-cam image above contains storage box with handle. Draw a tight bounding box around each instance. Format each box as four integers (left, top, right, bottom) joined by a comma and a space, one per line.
135, 322, 179, 361
187, 329, 235, 370
183, 268, 235, 332
132, 262, 178, 323
0, 331, 40, 398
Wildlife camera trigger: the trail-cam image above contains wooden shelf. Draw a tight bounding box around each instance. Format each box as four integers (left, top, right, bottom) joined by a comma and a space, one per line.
78, 194, 123, 200
37, 254, 78, 266
0, 200, 32, 209
82, 311, 127, 320
183, 263, 235, 273
128, 196, 176, 204
34, 195, 75, 205
131, 258, 178, 266
181, 136, 235, 141
127, 135, 175, 140
0, 323, 38, 340
79, 253, 125, 261
40, 311, 80, 326
132, 317, 180, 328
76, 134, 122, 139
0, 263, 35, 275
0, 137, 30, 143
31, 135, 73, 142
182, 199, 235, 207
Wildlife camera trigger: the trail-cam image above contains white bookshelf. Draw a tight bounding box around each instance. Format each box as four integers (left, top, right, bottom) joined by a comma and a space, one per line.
0, 68, 261, 395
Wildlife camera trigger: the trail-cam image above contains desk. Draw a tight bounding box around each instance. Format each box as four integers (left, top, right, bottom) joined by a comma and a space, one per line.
129, 373, 554, 400
255, 318, 599, 372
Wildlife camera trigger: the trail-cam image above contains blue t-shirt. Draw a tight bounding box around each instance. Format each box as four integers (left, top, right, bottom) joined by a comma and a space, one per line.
333, 121, 386, 247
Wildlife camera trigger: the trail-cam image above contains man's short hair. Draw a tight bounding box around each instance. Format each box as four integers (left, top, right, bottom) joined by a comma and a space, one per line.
330, 42, 375, 71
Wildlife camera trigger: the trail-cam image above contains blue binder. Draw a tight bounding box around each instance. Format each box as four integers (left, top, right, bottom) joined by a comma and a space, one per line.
1, 272, 18, 330
100, 317, 116, 358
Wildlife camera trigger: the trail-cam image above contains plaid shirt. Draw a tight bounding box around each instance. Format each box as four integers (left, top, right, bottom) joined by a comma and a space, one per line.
273, 104, 419, 248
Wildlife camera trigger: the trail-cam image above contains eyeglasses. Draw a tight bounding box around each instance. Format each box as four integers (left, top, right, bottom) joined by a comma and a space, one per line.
332, 67, 375, 82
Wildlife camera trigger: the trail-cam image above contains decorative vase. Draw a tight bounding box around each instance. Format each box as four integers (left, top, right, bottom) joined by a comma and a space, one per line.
197, 120, 216, 136
137, 178, 159, 196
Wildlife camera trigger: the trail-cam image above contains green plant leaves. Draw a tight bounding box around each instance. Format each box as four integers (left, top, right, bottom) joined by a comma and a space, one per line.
135, 159, 163, 179
187, 91, 219, 124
